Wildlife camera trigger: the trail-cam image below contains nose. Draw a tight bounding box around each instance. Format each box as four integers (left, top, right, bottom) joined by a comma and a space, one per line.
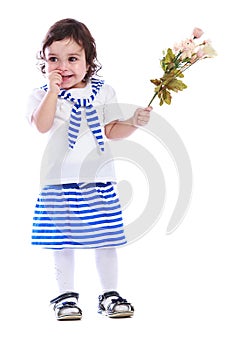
57, 60, 68, 71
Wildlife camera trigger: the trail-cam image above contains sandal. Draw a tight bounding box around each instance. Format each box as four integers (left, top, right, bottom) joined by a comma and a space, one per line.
50, 292, 82, 321
98, 291, 134, 318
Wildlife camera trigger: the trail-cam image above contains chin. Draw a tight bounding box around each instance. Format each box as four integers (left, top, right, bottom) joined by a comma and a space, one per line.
61, 84, 73, 90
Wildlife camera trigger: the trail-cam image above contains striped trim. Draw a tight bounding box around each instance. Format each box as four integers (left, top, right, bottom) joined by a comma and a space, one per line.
41, 79, 105, 151
32, 182, 127, 249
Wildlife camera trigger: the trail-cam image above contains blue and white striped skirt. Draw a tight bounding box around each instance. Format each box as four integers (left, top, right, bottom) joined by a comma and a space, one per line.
32, 182, 127, 249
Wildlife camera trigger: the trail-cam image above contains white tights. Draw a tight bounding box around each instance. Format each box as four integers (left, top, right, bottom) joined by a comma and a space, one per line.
53, 248, 118, 294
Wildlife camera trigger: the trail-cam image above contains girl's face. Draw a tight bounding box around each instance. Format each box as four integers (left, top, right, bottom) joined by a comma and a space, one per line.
44, 38, 89, 89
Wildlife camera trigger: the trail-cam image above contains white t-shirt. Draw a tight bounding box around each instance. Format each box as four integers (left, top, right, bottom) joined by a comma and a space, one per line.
26, 81, 123, 187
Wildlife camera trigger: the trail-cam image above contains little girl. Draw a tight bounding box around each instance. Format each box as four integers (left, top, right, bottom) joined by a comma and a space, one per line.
26, 18, 152, 320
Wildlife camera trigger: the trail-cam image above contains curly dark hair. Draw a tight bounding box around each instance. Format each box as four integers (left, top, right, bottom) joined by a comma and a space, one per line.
37, 18, 102, 81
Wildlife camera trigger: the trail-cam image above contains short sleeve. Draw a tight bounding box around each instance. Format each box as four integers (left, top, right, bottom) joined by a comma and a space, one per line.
101, 84, 125, 125
25, 88, 45, 124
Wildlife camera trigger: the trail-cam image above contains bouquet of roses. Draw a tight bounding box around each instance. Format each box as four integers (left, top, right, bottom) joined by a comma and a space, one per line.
148, 27, 217, 106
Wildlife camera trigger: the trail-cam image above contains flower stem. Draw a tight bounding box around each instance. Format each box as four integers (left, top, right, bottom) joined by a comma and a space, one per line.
148, 91, 158, 106
148, 59, 199, 107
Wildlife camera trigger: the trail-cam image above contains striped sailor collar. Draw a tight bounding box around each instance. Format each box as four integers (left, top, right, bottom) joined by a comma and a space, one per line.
40, 78, 105, 152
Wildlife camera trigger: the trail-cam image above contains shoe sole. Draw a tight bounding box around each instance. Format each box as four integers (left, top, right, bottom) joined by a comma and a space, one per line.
57, 315, 82, 321
99, 311, 134, 318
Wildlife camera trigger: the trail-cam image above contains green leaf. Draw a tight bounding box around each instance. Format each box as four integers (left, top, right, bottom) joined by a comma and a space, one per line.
160, 48, 176, 72
160, 59, 166, 72
159, 98, 164, 106
164, 48, 175, 64
177, 71, 184, 78
154, 86, 161, 93
166, 79, 187, 92
163, 89, 172, 105
150, 79, 161, 86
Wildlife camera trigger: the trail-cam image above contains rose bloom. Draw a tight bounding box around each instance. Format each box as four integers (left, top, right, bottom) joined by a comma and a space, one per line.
180, 39, 196, 59
193, 27, 204, 38
174, 38, 196, 59
202, 42, 217, 58
196, 49, 205, 58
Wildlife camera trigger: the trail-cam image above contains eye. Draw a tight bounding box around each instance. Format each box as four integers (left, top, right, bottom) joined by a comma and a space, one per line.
48, 56, 58, 62
68, 56, 78, 62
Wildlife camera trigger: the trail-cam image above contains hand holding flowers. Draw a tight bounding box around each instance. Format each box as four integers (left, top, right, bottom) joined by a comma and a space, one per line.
148, 27, 217, 106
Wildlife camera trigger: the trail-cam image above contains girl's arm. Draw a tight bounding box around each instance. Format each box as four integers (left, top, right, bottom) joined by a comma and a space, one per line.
32, 70, 62, 133
32, 91, 58, 132
105, 106, 152, 139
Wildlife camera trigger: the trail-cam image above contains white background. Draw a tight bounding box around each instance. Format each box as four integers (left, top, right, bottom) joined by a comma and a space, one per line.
1, 0, 232, 348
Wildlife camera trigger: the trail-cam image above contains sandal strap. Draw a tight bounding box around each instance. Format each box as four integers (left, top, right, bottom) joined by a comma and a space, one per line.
55, 301, 82, 315
50, 292, 79, 305
108, 300, 134, 313
56, 301, 77, 310
98, 291, 134, 313
98, 291, 120, 302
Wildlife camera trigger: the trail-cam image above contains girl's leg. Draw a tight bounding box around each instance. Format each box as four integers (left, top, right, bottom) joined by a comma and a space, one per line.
53, 248, 75, 293
95, 247, 134, 316
51, 249, 82, 320
95, 247, 118, 292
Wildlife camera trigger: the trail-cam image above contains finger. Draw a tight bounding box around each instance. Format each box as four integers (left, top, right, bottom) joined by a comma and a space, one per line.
51, 69, 63, 74
138, 113, 150, 121
137, 116, 149, 125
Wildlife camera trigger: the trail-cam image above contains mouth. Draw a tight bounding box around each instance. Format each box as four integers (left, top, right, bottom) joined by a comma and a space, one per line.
62, 74, 73, 81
